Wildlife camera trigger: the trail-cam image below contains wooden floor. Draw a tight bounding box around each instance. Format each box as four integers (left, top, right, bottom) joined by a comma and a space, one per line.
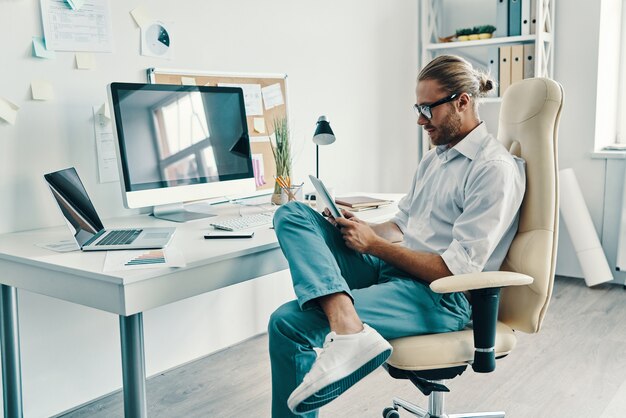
59, 276, 626, 418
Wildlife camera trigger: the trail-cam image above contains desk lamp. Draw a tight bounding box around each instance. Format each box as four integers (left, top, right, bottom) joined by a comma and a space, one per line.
306, 116, 336, 201
312, 115, 336, 179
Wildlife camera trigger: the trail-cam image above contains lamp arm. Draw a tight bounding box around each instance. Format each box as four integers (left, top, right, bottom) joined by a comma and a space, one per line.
316, 144, 319, 179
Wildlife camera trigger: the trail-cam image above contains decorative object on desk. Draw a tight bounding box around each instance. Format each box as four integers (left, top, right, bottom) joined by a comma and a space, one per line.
270, 116, 292, 205
274, 176, 302, 204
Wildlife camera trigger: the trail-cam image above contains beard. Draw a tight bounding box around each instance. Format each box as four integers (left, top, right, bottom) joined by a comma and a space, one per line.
426, 107, 463, 147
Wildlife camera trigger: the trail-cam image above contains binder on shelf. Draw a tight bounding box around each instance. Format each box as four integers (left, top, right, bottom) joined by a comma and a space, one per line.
530, 0, 537, 34
521, 0, 531, 35
487, 47, 500, 97
499, 46, 512, 97
523, 44, 535, 79
495, 0, 509, 38
508, 0, 522, 36
511, 45, 524, 85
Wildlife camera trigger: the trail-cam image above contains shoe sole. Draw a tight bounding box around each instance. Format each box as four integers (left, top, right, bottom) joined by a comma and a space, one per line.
292, 348, 392, 414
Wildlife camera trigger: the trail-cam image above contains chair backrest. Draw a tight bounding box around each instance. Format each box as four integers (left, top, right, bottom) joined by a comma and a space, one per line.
497, 78, 564, 334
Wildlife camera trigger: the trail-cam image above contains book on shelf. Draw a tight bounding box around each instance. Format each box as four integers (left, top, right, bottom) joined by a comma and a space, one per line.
334, 196, 393, 209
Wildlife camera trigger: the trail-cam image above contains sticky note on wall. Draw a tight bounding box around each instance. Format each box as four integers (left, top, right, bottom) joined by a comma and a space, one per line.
0, 97, 19, 125
75, 52, 95, 69
32, 37, 56, 59
181, 77, 196, 86
31, 81, 54, 101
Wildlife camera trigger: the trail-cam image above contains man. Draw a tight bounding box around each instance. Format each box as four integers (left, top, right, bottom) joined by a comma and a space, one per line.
268, 55, 526, 417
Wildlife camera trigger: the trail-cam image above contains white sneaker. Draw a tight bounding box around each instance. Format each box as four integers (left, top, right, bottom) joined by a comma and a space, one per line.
288, 324, 392, 414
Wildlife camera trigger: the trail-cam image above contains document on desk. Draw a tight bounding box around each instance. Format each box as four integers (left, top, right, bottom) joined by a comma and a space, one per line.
103, 248, 186, 272
40, 0, 114, 52
92, 106, 119, 183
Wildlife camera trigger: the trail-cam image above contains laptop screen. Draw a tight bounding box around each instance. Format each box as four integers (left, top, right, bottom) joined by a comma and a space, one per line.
44, 167, 105, 247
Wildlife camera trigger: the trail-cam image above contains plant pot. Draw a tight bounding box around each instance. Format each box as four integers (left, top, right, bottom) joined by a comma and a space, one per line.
457, 35, 470, 42
468, 34, 480, 41
478, 33, 493, 40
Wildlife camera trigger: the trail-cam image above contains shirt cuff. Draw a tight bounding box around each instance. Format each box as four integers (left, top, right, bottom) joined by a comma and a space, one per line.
441, 239, 482, 275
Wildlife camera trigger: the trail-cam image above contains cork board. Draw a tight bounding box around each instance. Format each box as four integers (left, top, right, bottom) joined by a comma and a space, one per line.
147, 68, 289, 191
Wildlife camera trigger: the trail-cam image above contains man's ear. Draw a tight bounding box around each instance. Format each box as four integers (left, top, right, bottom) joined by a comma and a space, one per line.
457, 92, 472, 112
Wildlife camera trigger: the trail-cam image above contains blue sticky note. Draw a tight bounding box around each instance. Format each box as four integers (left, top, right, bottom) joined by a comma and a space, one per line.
32, 37, 56, 59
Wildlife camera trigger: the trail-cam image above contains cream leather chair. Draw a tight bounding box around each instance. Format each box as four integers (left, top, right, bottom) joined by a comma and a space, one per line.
382, 78, 564, 418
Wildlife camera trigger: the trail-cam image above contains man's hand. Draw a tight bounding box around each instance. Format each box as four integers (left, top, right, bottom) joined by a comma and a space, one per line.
335, 212, 382, 253
322, 208, 356, 227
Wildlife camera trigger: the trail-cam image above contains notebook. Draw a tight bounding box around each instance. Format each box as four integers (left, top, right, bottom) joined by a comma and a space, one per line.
44, 167, 176, 251
334, 196, 393, 209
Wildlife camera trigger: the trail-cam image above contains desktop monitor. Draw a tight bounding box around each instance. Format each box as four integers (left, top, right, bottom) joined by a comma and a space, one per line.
108, 82, 256, 222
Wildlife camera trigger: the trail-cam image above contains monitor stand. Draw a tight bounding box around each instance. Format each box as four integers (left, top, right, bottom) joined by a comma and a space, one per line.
152, 202, 217, 223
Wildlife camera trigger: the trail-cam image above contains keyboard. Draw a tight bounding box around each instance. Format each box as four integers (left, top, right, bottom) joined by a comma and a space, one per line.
96, 229, 142, 246
210, 213, 274, 231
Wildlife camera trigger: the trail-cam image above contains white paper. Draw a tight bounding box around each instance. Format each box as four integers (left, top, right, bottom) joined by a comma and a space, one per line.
75, 52, 95, 69
41, 0, 114, 52
130, 5, 151, 28
181, 76, 196, 86
92, 106, 119, 183
98, 102, 110, 119
261, 83, 284, 110
31, 80, 54, 101
103, 248, 186, 272
218, 83, 263, 116
36, 239, 79, 252
141, 21, 173, 59
66, 0, 85, 10
0, 97, 19, 125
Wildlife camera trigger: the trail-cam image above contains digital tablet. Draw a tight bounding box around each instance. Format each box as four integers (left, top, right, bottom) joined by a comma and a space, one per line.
308, 175, 343, 218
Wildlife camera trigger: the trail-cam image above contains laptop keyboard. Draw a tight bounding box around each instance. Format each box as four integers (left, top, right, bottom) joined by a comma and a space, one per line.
96, 229, 143, 246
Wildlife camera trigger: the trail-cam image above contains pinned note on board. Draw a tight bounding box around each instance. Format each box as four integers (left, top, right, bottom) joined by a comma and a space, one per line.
261, 83, 284, 110
181, 76, 196, 86
254, 117, 266, 133
75, 52, 95, 69
0, 97, 19, 125
31, 81, 54, 101
32, 37, 56, 59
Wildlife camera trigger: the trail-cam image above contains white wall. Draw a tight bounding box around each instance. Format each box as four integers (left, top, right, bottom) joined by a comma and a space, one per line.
0, 1, 418, 417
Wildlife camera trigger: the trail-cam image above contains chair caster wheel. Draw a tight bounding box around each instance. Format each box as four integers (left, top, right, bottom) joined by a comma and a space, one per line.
383, 406, 400, 418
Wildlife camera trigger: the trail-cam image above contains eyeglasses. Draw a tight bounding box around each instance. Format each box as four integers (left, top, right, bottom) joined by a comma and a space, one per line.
413, 93, 460, 120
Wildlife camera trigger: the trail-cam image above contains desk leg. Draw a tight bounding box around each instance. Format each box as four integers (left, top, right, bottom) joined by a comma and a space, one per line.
0, 285, 23, 418
119, 313, 147, 418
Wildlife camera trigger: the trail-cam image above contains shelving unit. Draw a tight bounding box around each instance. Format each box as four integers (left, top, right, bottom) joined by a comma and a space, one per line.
418, 0, 555, 156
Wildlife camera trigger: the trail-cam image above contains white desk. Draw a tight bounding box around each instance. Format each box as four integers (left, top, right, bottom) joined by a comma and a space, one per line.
0, 198, 400, 417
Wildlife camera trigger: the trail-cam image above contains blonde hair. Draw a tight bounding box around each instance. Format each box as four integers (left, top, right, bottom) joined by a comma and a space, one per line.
418, 55, 495, 110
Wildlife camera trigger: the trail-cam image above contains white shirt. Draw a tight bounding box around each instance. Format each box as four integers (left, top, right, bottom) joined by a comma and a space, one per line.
391, 123, 526, 275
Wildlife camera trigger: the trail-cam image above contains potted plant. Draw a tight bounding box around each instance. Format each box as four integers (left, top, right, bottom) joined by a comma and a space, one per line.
455, 25, 496, 41
270, 116, 292, 205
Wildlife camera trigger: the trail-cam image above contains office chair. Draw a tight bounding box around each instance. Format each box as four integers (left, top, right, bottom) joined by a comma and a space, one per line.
382, 77, 564, 418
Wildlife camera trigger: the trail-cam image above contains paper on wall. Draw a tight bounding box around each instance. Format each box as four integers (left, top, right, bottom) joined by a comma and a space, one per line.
75, 52, 95, 69
140, 21, 173, 59
32, 36, 56, 59
98, 102, 110, 120
31, 80, 54, 101
66, 0, 85, 10
181, 76, 196, 86
253, 117, 266, 133
0, 97, 19, 125
261, 83, 284, 110
41, 0, 113, 52
217, 83, 263, 116
130, 5, 151, 28
92, 105, 119, 183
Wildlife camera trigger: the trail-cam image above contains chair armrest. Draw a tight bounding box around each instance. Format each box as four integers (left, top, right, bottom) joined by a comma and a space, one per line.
429, 271, 532, 374
430, 271, 533, 294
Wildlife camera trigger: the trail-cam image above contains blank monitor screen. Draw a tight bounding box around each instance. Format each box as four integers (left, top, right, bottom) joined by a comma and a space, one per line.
108, 82, 254, 214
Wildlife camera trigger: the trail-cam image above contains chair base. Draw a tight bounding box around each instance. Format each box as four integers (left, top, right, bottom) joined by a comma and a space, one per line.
384, 397, 505, 418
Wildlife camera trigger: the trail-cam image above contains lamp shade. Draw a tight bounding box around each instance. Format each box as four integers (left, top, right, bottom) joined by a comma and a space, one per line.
312, 116, 336, 145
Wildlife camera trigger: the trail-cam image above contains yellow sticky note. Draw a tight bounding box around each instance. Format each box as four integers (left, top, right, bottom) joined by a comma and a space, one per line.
31, 81, 54, 101
254, 117, 266, 133
75, 53, 95, 69
181, 77, 196, 86
0, 97, 19, 125
130, 6, 151, 28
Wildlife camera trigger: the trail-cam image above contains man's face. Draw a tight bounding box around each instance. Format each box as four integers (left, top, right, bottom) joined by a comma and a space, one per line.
416, 79, 463, 147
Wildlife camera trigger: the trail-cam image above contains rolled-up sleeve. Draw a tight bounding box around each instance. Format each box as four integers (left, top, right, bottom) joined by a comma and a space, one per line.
441, 159, 524, 275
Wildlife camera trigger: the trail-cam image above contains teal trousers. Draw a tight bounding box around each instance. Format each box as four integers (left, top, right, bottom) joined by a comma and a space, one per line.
268, 202, 471, 418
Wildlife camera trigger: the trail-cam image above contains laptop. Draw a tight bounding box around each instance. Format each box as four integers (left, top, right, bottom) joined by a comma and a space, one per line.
44, 167, 176, 251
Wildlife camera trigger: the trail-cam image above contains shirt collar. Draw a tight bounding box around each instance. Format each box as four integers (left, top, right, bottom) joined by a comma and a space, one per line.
435, 122, 488, 161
